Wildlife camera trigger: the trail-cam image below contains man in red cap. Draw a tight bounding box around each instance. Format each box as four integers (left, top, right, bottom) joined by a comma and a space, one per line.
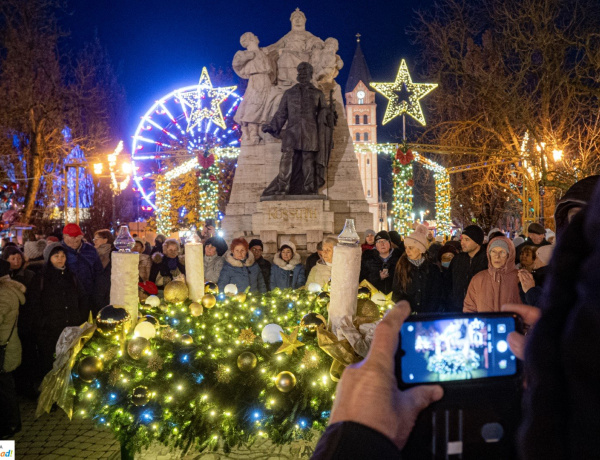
61, 223, 103, 314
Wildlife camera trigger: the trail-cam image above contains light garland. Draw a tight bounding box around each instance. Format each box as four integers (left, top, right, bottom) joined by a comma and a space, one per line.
355, 143, 452, 236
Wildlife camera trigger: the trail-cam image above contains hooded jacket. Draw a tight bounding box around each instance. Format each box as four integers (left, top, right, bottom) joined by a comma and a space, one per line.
270, 243, 306, 290
0, 276, 25, 372
463, 236, 521, 312
62, 241, 103, 311
217, 251, 266, 294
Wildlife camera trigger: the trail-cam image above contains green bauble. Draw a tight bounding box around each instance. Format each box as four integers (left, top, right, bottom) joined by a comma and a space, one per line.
127, 336, 150, 360
237, 351, 257, 372
77, 356, 103, 382
96, 305, 131, 338
132, 386, 150, 406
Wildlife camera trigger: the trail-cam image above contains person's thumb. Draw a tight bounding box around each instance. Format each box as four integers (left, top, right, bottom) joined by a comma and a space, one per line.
403, 385, 444, 416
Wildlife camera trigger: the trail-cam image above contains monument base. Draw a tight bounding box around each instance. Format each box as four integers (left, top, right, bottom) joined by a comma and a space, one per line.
260, 194, 327, 202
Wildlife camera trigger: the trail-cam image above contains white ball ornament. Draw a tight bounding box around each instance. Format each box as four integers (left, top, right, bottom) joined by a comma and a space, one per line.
307, 283, 322, 293
371, 292, 387, 306
145, 295, 160, 308
134, 321, 156, 340
261, 323, 284, 343
224, 284, 239, 296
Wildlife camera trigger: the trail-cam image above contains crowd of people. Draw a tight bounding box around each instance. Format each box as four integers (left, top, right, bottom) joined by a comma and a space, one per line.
1, 174, 598, 447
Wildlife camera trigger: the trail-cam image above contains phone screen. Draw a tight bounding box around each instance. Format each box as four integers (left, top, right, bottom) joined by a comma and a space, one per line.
400, 315, 518, 384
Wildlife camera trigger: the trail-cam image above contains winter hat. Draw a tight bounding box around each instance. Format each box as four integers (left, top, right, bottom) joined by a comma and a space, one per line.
374, 231, 391, 243
438, 243, 459, 262
435, 235, 444, 243
1, 245, 23, 262
535, 245, 554, 267
388, 231, 403, 248
43, 242, 65, 264
528, 223, 546, 235
248, 239, 263, 250
205, 236, 228, 256
365, 229, 376, 237
133, 237, 145, 247
24, 239, 46, 260
279, 241, 296, 254
46, 236, 59, 243
63, 223, 83, 237
462, 225, 485, 246
404, 224, 429, 254
513, 236, 525, 247
488, 238, 510, 255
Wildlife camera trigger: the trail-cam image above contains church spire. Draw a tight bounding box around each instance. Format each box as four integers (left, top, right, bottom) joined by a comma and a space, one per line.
345, 34, 372, 94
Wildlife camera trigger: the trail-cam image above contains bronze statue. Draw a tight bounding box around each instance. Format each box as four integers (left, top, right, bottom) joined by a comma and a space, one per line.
261, 62, 336, 196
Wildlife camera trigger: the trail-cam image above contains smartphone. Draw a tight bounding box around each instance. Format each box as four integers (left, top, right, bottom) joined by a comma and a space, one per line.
398, 313, 524, 459
396, 313, 522, 387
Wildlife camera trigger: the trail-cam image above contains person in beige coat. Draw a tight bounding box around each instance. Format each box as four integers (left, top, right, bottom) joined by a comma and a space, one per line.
463, 236, 521, 312
0, 262, 25, 437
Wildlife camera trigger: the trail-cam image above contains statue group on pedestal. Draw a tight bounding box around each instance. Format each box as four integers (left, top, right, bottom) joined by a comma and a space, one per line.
232, 9, 343, 196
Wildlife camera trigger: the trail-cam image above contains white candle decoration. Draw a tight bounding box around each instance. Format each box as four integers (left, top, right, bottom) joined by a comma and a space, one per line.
184, 243, 205, 303
329, 245, 362, 336
110, 252, 139, 327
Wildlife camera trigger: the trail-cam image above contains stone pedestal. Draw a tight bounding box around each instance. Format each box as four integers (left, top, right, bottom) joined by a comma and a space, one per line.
221, 82, 373, 254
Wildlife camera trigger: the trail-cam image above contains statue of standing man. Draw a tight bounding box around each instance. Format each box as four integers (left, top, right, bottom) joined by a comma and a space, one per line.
261, 62, 336, 197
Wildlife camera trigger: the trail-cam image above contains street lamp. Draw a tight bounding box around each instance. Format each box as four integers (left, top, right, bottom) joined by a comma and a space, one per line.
92, 141, 131, 231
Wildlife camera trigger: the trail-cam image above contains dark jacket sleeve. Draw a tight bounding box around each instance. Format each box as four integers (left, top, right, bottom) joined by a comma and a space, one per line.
312, 422, 401, 460
256, 266, 266, 293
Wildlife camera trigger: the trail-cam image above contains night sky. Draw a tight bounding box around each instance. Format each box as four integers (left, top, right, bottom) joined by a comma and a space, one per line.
64, 0, 436, 206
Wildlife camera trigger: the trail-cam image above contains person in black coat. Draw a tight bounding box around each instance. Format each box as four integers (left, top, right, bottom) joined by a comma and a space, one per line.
447, 225, 488, 312
27, 243, 89, 375
391, 225, 446, 312
515, 222, 551, 261
249, 239, 271, 291
360, 231, 401, 294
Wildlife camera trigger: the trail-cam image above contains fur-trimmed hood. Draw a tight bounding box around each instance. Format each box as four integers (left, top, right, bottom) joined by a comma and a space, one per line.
0, 275, 26, 301
224, 250, 256, 268
273, 251, 302, 271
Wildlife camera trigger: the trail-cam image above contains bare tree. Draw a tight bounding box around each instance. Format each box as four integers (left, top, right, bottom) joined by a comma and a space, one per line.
412, 0, 600, 225
0, 0, 124, 223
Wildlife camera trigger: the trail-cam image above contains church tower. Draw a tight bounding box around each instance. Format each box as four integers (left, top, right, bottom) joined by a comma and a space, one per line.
345, 34, 387, 230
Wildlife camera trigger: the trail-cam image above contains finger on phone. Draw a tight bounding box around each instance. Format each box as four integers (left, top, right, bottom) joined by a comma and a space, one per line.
501, 303, 541, 326
508, 331, 526, 360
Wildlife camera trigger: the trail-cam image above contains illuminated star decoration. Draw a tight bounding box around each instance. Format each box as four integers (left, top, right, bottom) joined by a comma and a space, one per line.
275, 327, 305, 356
180, 67, 237, 132
370, 59, 438, 126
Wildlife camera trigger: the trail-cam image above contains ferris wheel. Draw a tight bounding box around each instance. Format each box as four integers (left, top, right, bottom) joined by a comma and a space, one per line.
131, 67, 242, 210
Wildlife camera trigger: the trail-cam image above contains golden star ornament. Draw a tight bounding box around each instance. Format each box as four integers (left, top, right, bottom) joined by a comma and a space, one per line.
180, 67, 236, 131
275, 327, 305, 356
370, 59, 437, 126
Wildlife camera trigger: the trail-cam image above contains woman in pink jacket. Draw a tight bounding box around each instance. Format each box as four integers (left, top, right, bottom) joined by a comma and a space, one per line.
463, 236, 521, 312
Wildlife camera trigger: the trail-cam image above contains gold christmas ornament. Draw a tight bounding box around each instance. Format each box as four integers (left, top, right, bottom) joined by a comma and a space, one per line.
275, 327, 305, 356
77, 356, 103, 382
180, 334, 194, 345
201, 294, 217, 309
275, 371, 297, 393
237, 351, 258, 372
234, 292, 247, 303
300, 312, 327, 333
238, 328, 257, 345
204, 282, 219, 295
127, 336, 150, 360
132, 386, 150, 406
189, 302, 204, 316
316, 291, 330, 307
357, 286, 371, 299
164, 280, 189, 304
96, 305, 132, 337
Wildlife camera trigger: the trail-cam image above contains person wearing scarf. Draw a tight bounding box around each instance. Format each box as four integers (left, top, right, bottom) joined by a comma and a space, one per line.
463, 236, 520, 312
270, 241, 306, 290
392, 224, 447, 312
217, 238, 266, 294
149, 238, 186, 288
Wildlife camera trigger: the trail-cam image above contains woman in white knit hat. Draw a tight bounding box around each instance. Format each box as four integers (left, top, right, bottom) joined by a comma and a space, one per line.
391, 224, 447, 313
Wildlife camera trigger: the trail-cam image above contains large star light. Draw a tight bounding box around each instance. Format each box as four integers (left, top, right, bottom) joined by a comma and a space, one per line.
180, 67, 237, 131
370, 59, 437, 126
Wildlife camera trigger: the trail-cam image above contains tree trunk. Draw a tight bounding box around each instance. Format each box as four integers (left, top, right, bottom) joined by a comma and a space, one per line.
22, 115, 44, 223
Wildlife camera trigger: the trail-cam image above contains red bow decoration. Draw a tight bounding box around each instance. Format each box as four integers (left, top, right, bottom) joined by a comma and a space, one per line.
198, 153, 215, 169
395, 148, 414, 166
138, 281, 158, 295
